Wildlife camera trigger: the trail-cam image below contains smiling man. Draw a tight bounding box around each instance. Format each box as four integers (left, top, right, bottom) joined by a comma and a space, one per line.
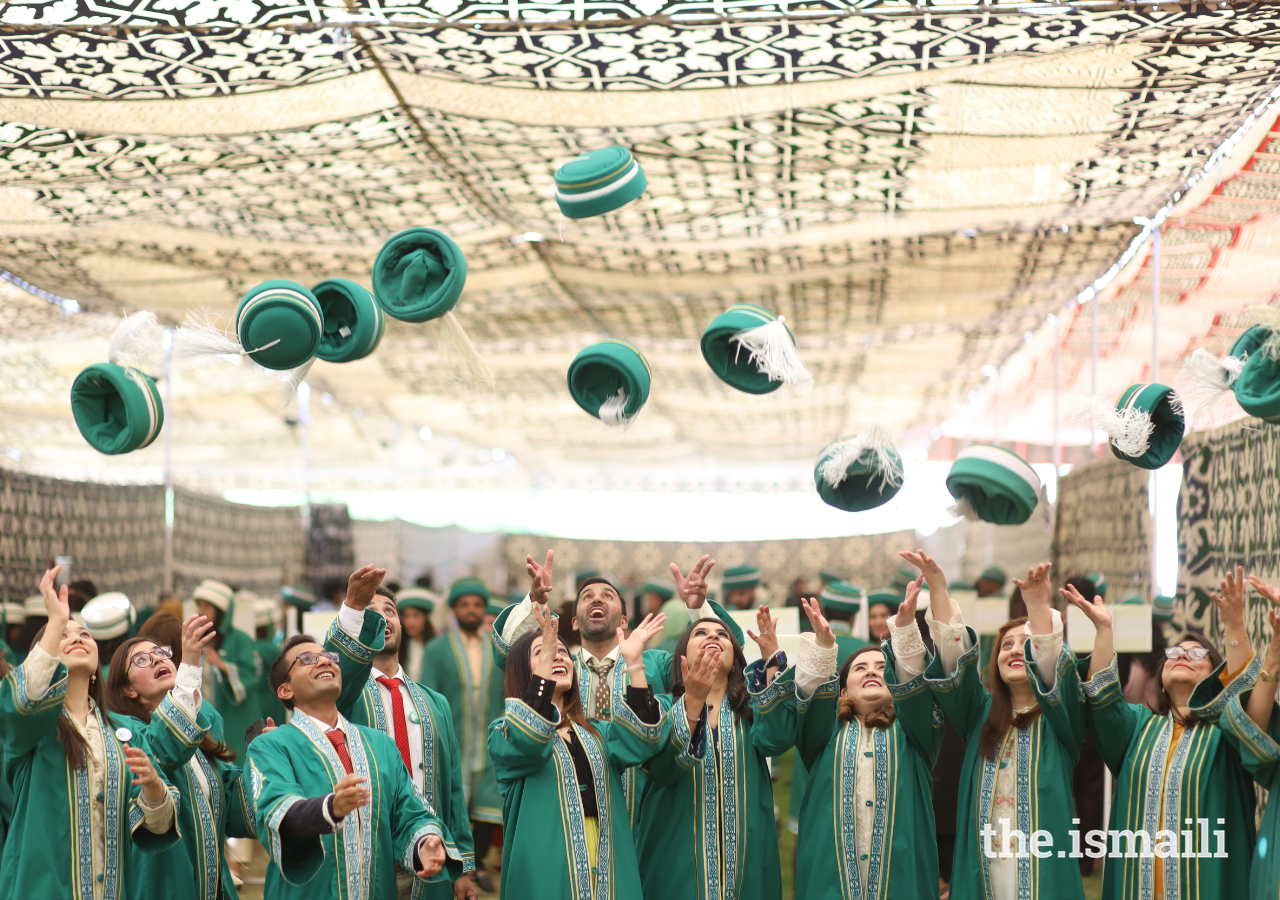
324, 566, 478, 900
246, 633, 465, 900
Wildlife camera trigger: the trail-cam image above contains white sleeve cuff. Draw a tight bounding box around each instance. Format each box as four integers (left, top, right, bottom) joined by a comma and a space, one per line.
140, 790, 177, 834
337, 603, 365, 638
322, 794, 344, 831
687, 602, 713, 621
794, 634, 839, 699
887, 616, 927, 677
171, 663, 203, 719
22, 645, 60, 703
926, 614, 973, 677
1028, 609, 1064, 691
500, 595, 537, 644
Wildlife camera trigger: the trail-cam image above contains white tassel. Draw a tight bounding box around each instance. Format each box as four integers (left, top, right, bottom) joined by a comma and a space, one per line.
438, 311, 496, 392
107, 311, 162, 368
947, 495, 981, 521
819, 426, 902, 492
1180, 348, 1246, 417
730, 316, 814, 392
1167, 389, 1185, 420
278, 358, 316, 405
1075, 394, 1155, 459
1245, 304, 1280, 361
175, 309, 245, 360
598, 387, 636, 429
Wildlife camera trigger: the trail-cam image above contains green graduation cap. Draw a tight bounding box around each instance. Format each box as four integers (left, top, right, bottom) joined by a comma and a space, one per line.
397, 587, 437, 613
818, 568, 847, 585
567, 339, 651, 427
71, 362, 165, 455
814, 427, 904, 512
81, 592, 136, 641
236, 280, 324, 371
946, 443, 1041, 526
635, 579, 675, 602
1153, 595, 1175, 622
554, 146, 647, 219
978, 566, 1008, 588
1085, 572, 1108, 597
890, 567, 917, 592
1232, 323, 1280, 422
866, 589, 903, 612
312, 279, 385, 363
447, 577, 490, 607
1085, 383, 1184, 470
486, 599, 507, 617
280, 585, 317, 611
700, 304, 813, 395
372, 227, 467, 323
575, 568, 600, 591
722, 565, 760, 591
819, 581, 864, 614
1117, 591, 1143, 605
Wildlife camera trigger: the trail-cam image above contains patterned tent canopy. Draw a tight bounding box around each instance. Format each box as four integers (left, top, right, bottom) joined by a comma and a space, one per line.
1, 2, 1278, 490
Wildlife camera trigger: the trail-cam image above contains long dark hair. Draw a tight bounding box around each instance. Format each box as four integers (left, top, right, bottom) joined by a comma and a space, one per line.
836, 645, 897, 728
398, 609, 435, 670
31, 623, 112, 770
1155, 630, 1222, 726
106, 631, 236, 763
503, 631, 598, 738
978, 617, 1042, 760
669, 619, 753, 724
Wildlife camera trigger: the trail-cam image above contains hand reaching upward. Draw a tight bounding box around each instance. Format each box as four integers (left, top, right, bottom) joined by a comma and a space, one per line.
672, 555, 716, 609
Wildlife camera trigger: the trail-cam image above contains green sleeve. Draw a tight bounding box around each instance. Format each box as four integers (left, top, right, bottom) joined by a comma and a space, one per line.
435, 698, 476, 872
1078, 654, 1150, 775
641, 694, 706, 786
0, 654, 69, 758
224, 763, 258, 840
923, 626, 991, 741
489, 604, 520, 672
747, 662, 798, 757
1189, 654, 1269, 775
884, 653, 944, 766
323, 608, 386, 717
419, 637, 448, 694
795, 676, 840, 770
379, 732, 464, 886
124, 724, 183, 853
602, 689, 664, 770
220, 631, 261, 707
642, 648, 674, 694
1026, 639, 1084, 760
143, 692, 210, 772
245, 735, 326, 886
487, 699, 559, 789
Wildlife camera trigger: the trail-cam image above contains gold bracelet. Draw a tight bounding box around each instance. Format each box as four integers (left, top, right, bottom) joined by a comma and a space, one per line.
1260, 669, 1279, 683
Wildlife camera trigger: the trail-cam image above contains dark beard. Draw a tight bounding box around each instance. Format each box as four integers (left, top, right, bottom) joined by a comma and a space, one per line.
456, 618, 482, 633
382, 633, 400, 655
578, 614, 621, 643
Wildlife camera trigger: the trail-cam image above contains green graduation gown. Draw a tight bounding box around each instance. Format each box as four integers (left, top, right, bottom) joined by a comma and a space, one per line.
490, 599, 745, 827
246, 712, 465, 900
1082, 653, 1259, 900
205, 627, 262, 761
0, 657, 181, 900
765, 654, 942, 900
786, 631, 869, 834
487, 692, 663, 900
1190, 670, 1280, 900
325, 609, 476, 896
123, 696, 255, 900
632, 661, 790, 900
256, 636, 288, 727
420, 630, 505, 825
926, 627, 1087, 900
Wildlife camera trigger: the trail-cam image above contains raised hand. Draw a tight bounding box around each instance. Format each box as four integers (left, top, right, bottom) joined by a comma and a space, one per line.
331, 773, 371, 818
680, 646, 720, 720
747, 605, 780, 664
801, 596, 835, 650
346, 564, 386, 611
619, 613, 666, 669
416, 833, 447, 878
526, 550, 554, 605
1013, 562, 1054, 635
180, 614, 215, 667
671, 555, 716, 609
899, 549, 946, 586
1060, 583, 1111, 629
530, 602, 560, 681
1212, 565, 1248, 628
1250, 576, 1280, 608
38, 566, 70, 627
898, 577, 922, 628
124, 745, 168, 804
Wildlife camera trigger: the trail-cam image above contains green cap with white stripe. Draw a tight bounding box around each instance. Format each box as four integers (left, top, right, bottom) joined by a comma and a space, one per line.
819, 581, 864, 613
312, 279, 385, 364
1104, 383, 1184, 470
946, 443, 1041, 526
554, 146, 648, 219
700, 304, 812, 394
236, 280, 324, 371
568, 339, 651, 426
71, 362, 165, 455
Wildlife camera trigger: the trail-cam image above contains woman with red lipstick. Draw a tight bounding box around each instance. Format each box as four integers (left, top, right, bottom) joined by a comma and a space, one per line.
892, 551, 1087, 900
1066, 567, 1259, 900
107, 613, 258, 900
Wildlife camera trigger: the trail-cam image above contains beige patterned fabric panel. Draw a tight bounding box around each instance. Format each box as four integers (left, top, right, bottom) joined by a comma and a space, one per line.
1051, 455, 1151, 599
171, 486, 306, 597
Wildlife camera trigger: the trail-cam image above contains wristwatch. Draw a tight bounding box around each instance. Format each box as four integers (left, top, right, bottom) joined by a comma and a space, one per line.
766, 650, 788, 669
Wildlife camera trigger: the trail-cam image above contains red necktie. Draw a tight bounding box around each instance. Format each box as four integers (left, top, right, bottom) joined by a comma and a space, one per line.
326, 729, 354, 775
376, 676, 414, 774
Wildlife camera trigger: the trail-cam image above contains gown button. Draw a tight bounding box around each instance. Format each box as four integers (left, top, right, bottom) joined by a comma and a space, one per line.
863, 751, 872, 757
865, 800, 873, 807
96, 791, 105, 802
860, 854, 868, 861
97, 874, 104, 883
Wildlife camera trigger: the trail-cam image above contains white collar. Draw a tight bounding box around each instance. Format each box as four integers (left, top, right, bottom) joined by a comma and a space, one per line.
373, 665, 412, 686
578, 645, 621, 665
293, 708, 346, 735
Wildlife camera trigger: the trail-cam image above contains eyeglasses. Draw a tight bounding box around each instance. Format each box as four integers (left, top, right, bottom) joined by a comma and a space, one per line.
128, 645, 173, 671
286, 650, 339, 675
1165, 646, 1210, 661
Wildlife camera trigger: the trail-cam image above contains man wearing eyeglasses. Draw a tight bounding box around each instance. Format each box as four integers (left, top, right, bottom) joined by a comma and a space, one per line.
244, 634, 466, 900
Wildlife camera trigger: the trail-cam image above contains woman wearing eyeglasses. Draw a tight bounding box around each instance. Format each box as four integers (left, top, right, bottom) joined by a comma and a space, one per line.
106, 613, 257, 900
1064, 567, 1260, 900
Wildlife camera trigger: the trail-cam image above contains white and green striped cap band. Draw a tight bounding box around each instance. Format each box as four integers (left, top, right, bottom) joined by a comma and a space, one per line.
82, 591, 135, 640
192, 579, 234, 612
819, 581, 864, 612
722, 565, 761, 589
954, 444, 1039, 495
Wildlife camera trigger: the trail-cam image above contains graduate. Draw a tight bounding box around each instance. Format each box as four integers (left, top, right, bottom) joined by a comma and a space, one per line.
247, 633, 465, 900
395, 588, 437, 684
106, 613, 256, 900
1191, 575, 1280, 900
1064, 567, 1259, 900
252, 597, 288, 729
325, 566, 477, 900
192, 580, 263, 759
419, 577, 504, 889
493, 550, 743, 826
894, 551, 1086, 900
489, 601, 668, 899
866, 589, 901, 643
765, 590, 943, 900
0, 566, 180, 900
632, 602, 791, 900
